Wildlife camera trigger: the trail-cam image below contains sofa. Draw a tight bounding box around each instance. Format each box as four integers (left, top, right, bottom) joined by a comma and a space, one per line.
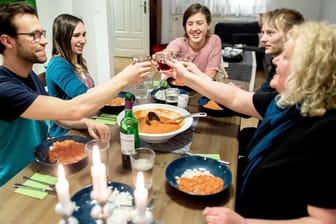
214, 21, 265, 70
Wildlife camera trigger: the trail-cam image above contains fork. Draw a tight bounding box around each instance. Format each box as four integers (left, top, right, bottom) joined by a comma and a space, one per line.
23, 176, 56, 189
108, 198, 155, 210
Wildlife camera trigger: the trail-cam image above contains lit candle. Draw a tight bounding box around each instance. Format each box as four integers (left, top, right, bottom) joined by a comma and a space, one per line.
56, 164, 72, 215
134, 171, 148, 218
90, 145, 109, 202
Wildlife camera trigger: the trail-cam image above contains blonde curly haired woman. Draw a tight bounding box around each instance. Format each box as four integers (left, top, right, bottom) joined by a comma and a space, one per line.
167, 22, 336, 223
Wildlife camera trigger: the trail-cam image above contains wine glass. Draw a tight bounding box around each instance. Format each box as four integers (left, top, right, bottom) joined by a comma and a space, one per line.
154, 51, 174, 74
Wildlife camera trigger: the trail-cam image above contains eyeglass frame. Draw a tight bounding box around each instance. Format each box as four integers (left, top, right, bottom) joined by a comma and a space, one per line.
16, 30, 46, 43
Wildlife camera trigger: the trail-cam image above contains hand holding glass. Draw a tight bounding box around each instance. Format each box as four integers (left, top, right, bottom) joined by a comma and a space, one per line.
154, 51, 174, 73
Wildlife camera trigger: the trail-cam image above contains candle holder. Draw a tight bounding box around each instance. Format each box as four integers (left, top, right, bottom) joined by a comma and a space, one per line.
132, 209, 153, 224
90, 200, 115, 224
90, 189, 113, 223
55, 201, 78, 224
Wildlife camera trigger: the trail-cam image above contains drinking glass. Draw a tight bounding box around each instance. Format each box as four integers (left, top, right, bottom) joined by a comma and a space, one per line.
130, 147, 155, 190
135, 84, 148, 100
165, 87, 179, 106
154, 51, 174, 74
85, 139, 111, 176
132, 55, 155, 96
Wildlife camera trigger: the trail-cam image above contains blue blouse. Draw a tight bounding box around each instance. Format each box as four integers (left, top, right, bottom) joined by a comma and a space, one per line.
46, 57, 95, 137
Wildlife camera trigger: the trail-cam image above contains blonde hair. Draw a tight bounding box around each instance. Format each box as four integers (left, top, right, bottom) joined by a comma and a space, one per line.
278, 22, 336, 117
263, 8, 304, 33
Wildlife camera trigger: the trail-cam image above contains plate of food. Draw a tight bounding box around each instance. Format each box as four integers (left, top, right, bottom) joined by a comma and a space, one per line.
167, 77, 192, 92
198, 96, 249, 118
165, 156, 232, 196
71, 182, 134, 224
100, 91, 135, 114
34, 135, 89, 172
117, 103, 193, 143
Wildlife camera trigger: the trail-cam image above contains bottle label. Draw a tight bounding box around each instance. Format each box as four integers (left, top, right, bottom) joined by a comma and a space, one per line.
120, 132, 135, 155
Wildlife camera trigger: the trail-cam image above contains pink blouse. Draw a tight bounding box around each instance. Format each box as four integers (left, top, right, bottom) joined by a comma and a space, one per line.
166, 34, 222, 73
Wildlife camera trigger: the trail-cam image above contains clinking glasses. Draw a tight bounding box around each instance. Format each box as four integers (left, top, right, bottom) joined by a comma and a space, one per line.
16, 30, 46, 43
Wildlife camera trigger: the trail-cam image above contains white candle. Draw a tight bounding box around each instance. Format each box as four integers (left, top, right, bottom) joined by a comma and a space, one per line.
56, 164, 72, 214
134, 171, 148, 217
90, 145, 109, 202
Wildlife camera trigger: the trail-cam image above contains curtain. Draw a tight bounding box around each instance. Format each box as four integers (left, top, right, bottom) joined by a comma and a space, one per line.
171, 0, 266, 16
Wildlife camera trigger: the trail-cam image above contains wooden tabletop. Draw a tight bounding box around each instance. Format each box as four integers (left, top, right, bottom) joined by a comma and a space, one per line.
0, 92, 240, 224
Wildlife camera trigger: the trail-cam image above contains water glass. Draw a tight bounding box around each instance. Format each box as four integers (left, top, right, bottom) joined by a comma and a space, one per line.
85, 139, 111, 176
130, 147, 155, 189
133, 55, 154, 94
135, 84, 148, 99
165, 87, 179, 106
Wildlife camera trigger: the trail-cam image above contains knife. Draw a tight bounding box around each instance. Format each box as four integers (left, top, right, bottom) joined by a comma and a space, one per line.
22, 176, 56, 189
13, 183, 56, 195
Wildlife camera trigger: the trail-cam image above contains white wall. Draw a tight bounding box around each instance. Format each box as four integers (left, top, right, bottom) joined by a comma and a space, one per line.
35, 0, 113, 85
319, 0, 336, 23
265, 0, 322, 21
34, 0, 72, 74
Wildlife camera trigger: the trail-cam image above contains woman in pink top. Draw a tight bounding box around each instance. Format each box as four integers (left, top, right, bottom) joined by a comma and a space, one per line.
164, 3, 222, 80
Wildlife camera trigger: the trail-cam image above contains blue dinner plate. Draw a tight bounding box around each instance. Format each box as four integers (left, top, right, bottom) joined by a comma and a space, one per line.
165, 155, 232, 196
198, 96, 250, 118
151, 87, 189, 103
100, 91, 135, 114
71, 182, 134, 224
34, 135, 89, 172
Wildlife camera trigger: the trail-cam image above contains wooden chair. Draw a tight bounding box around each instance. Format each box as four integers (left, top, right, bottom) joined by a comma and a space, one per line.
37, 72, 46, 87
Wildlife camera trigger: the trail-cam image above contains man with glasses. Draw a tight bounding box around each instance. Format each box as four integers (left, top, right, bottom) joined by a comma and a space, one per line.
16, 29, 46, 43
0, 2, 152, 186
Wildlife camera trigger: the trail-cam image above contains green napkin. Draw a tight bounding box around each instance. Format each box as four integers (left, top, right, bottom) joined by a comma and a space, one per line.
15, 173, 57, 199
95, 113, 117, 125
196, 153, 221, 160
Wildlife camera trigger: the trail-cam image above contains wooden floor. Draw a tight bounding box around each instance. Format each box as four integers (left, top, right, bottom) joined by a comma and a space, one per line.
113, 57, 265, 129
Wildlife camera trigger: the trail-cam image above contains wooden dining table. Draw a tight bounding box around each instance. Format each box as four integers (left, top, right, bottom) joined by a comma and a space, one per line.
0, 89, 241, 224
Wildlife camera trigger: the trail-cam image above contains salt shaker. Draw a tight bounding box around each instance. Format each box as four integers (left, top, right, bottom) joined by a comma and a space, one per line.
177, 94, 189, 109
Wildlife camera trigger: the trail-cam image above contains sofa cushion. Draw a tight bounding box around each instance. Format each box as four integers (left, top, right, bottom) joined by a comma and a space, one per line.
232, 33, 259, 46
214, 21, 260, 45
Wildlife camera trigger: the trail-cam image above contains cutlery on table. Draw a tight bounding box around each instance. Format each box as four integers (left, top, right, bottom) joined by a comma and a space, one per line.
13, 183, 56, 195
146, 111, 207, 125
172, 151, 231, 165
22, 176, 56, 189
92, 115, 117, 121
108, 198, 155, 210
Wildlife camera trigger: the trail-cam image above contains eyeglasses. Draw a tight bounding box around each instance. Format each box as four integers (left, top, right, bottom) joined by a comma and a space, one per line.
16, 30, 46, 43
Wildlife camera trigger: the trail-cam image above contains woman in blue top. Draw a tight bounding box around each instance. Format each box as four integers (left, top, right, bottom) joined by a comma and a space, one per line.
46, 14, 109, 138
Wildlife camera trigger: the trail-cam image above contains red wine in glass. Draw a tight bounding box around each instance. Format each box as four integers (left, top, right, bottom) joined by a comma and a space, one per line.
158, 60, 171, 71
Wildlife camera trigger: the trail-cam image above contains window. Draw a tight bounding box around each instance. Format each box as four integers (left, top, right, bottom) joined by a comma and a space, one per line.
172, 0, 266, 17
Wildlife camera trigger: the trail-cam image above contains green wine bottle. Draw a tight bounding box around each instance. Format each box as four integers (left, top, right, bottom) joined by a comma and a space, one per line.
120, 93, 140, 170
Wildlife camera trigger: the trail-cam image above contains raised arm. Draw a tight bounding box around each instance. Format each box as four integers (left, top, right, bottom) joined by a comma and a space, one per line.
167, 60, 262, 119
